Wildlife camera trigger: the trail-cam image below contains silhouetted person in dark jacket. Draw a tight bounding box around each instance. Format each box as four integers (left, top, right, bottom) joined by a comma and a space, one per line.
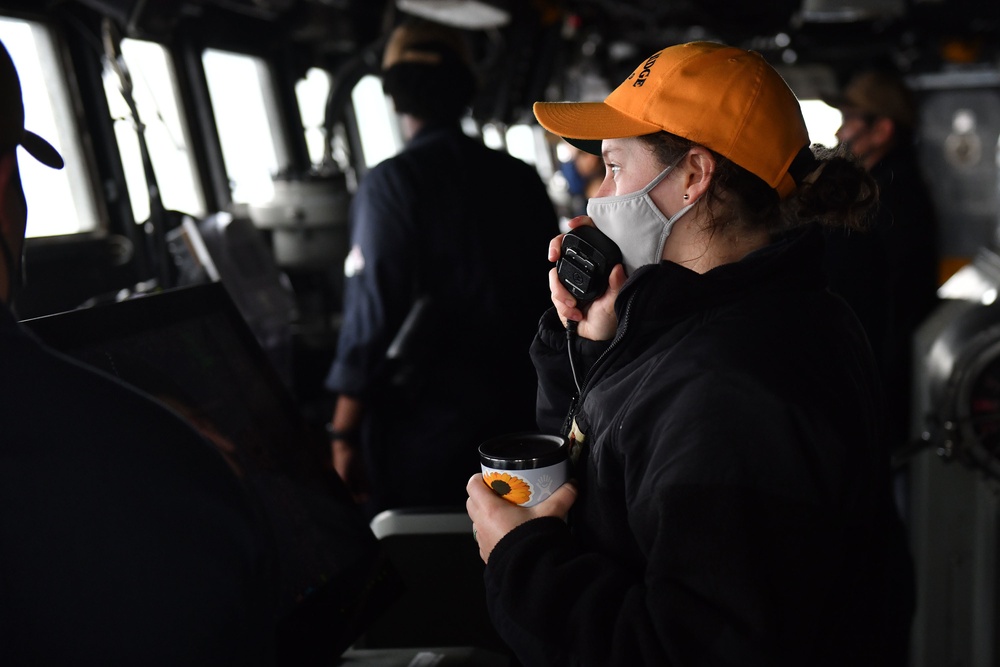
325, 19, 559, 516
823, 68, 940, 455
0, 39, 277, 665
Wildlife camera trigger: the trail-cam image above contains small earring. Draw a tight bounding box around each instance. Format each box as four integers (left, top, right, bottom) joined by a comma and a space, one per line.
683, 193, 689, 200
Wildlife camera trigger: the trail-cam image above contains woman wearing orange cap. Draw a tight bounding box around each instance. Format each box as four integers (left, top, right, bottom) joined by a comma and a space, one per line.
466, 42, 913, 666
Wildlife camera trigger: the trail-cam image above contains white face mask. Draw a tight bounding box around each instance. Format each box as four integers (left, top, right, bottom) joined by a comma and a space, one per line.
586, 157, 698, 275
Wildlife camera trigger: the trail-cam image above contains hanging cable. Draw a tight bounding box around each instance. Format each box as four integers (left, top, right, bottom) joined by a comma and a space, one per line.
102, 17, 171, 290
566, 319, 582, 395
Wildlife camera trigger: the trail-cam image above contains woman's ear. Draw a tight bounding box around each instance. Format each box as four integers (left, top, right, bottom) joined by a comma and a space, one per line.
682, 147, 716, 200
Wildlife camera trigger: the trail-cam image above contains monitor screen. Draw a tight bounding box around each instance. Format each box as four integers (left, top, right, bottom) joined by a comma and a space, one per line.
22, 282, 399, 662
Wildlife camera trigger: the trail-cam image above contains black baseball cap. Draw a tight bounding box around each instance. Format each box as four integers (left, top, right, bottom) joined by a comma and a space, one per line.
0, 39, 64, 169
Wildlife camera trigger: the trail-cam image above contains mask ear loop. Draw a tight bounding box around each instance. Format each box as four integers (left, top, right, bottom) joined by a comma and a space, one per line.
653, 192, 700, 266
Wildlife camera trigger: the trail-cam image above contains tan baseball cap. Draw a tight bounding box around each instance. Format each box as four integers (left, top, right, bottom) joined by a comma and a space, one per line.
533, 41, 811, 199
822, 69, 916, 130
382, 20, 472, 72
0, 40, 64, 170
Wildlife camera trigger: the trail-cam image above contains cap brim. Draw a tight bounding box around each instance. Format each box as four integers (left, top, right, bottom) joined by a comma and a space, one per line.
21, 130, 64, 169
533, 101, 662, 156
563, 137, 604, 156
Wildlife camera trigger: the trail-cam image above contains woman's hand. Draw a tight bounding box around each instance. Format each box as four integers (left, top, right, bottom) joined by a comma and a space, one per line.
466, 473, 578, 563
548, 216, 626, 342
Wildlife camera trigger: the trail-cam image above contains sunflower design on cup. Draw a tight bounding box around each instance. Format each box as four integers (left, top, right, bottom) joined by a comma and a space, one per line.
483, 471, 532, 505
479, 433, 569, 508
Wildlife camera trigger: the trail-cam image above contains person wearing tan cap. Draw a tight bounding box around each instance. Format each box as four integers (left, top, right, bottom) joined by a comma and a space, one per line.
467, 42, 913, 666
325, 19, 558, 516
826, 69, 917, 170
0, 40, 278, 663
823, 68, 939, 463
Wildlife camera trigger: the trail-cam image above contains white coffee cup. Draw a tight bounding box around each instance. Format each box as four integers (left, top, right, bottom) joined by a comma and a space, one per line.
479, 433, 569, 508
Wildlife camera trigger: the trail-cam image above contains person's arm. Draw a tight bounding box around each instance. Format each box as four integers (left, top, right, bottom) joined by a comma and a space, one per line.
530, 309, 575, 434
330, 393, 368, 502
532, 307, 616, 434
324, 163, 417, 499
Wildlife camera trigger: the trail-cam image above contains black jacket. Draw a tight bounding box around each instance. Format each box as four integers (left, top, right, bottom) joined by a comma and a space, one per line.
0, 305, 278, 665
823, 142, 939, 449
485, 227, 914, 666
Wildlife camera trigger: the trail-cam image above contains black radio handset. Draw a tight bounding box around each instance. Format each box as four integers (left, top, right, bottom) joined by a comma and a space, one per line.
555, 225, 622, 395
556, 225, 623, 308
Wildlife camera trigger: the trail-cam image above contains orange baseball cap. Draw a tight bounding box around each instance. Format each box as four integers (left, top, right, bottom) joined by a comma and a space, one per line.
533, 41, 811, 199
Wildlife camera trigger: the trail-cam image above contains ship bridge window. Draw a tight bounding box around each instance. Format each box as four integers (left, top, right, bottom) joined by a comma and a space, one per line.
0, 17, 99, 237
800, 99, 842, 149
295, 67, 331, 167
352, 73, 402, 169
202, 49, 289, 205
103, 38, 205, 224
504, 124, 537, 165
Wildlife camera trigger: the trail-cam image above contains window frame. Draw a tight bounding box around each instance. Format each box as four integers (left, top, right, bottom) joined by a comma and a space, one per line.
102, 36, 208, 225
200, 46, 295, 207
0, 14, 106, 240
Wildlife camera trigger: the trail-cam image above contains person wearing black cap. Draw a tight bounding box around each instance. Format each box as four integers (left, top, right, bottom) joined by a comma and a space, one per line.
0, 40, 278, 664
0, 40, 63, 304
823, 68, 940, 459
324, 19, 558, 516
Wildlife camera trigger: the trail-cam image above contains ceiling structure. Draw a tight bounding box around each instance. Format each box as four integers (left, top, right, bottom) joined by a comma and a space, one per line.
40, 0, 997, 66
6, 0, 997, 124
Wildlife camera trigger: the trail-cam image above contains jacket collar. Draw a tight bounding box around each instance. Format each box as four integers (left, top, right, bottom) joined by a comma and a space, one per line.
407, 120, 463, 149
616, 225, 827, 323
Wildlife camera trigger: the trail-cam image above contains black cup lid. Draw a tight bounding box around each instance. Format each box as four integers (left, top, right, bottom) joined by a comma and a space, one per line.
479, 432, 567, 470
